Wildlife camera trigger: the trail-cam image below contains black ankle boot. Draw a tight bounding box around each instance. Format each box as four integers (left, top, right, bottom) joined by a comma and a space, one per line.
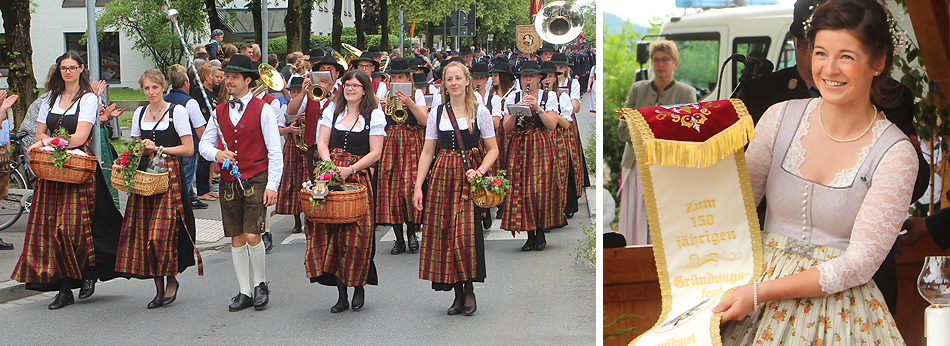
535, 230, 546, 251
522, 231, 536, 251
49, 291, 74, 310
78, 279, 95, 299
407, 231, 420, 253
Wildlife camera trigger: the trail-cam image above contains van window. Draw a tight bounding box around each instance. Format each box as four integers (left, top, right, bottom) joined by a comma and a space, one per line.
776, 32, 797, 70
732, 36, 771, 89
665, 32, 720, 101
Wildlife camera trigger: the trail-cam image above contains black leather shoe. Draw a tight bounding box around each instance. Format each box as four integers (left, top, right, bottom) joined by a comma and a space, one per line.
48, 291, 74, 310
330, 301, 349, 313
565, 212, 574, 219
262, 232, 274, 253
78, 279, 95, 299
535, 232, 546, 251
160, 281, 179, 306
291, 227, 303, 234
407, 232, 419, 253
0, 238, 13, 250
447, 306, 463, 315
521, 239, 535, 251
253, 282, 269, 310
147, 297, 164, 309
463, 296, 477, 316
191, 200, 208, 210
481, 211, 492, 229
228, 293, 253, 311
391, 241, 406, 255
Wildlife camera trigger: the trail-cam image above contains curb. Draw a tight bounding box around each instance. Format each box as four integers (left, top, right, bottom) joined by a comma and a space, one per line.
585, 186, 597, 221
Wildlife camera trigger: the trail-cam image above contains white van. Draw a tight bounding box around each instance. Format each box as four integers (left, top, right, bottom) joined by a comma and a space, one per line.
637, 1, 915, 102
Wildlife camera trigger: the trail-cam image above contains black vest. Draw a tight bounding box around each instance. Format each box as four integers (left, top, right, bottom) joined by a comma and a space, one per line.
436, 104, 481, 151
137, 104, 183, 147
513, 90, 550, 128
328, 109, 372, 156
46, 93, 87, 135
385, 90, 421, 126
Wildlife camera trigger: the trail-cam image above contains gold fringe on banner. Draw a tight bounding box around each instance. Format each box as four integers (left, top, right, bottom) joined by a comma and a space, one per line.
617, 99, 755, 169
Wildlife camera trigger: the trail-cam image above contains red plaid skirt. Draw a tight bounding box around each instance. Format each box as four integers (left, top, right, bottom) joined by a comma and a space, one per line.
276, 138, 309, 215
568, 119, 590, 193
304, 148, 378, 287
501, 127, 564, 231
375, 124, 424, 225
490, 125, 507, 175
115, 157, 184, 277
553, 127, 571, 211
12, 178, 96, 283
419, 148, 486, 286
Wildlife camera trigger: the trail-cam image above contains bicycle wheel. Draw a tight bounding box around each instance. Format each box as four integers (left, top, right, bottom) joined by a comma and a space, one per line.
0, 168, 27, 231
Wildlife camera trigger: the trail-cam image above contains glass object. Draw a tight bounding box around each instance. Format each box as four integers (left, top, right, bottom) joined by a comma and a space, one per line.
918, 256, 950, 306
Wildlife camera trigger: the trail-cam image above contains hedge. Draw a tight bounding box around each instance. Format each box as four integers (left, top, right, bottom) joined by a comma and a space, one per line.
266, 34, 411, 62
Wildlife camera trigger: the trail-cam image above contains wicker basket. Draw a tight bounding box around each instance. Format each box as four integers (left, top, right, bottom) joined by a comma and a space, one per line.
300, 183, 368, 224
111, 165, 170, 196
472, 187, 505, 208
30, 148, 97, 184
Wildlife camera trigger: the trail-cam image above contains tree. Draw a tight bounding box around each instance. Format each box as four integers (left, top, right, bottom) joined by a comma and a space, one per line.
362, 0, 379, 35
354, 0, 364, 48
97, 0, 207, 75
0, 0, 39, 130
579, 1, 596, 47
203, 0, 224, 32
248, 0, 263, 45
331, 0, 343, 51
379, 0, 389, 50
285, 0, 303, 55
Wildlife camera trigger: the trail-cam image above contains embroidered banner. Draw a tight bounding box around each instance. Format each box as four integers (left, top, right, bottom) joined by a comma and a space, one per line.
619, 99, 763, 346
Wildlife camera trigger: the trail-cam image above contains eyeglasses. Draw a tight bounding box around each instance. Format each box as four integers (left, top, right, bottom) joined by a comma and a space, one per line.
59, 66, 81, 72
652, 57, 673, 65
343, 83, 363, 89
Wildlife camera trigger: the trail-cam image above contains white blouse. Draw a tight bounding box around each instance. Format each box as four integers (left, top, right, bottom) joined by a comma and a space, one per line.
318, 102, 387, 136
37, 92, 99, 125
424, 104, 496, 140
130, 104, 193, 138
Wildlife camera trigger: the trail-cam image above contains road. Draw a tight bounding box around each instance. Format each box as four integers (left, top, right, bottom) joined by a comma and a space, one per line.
0, 93, 597, 344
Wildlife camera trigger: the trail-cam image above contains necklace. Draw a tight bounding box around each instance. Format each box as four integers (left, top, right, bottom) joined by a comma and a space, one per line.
817, 99, 877, 143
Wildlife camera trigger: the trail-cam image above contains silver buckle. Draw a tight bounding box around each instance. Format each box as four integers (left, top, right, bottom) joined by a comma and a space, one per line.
782, 239, 817, 258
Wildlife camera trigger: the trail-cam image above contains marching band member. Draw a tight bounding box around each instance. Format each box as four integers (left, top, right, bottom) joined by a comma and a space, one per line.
552, 52, 589, 218
378, 57, 429, 255
118, 69, 198, 309
14, 51, 126, 309
307, 70, 384, 313
274, 77, 307, 234
352, 52, 388, 106
540, 61, 572, 228
501, 60, 561, 252
288, 52, 346, 168
486, 62, 518, 211
198, 54, 283, 312
470, 63, 490, 105
254, 64, 287, 253
412, 61, 498, 316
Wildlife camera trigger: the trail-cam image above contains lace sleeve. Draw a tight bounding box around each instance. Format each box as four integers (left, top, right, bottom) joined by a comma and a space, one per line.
745, 101, 786, 204
816, 140, 918, 294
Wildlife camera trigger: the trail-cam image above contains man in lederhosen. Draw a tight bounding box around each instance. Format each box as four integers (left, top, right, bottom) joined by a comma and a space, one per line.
198, 54, 283, 311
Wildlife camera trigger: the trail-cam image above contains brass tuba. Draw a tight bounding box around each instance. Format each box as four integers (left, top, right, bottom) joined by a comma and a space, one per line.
535, 1, 585, 45
250, 63, 286, 97
341, 43, 363, 71
385, 82, 410, 124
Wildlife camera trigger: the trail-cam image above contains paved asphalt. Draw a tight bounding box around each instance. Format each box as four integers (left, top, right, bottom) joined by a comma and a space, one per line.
0, 93, 597, 344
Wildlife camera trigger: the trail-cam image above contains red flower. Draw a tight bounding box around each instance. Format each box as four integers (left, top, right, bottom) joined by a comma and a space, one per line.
122, 151, 130, 157
120, 158, 129, 166
492, 180, 502, 187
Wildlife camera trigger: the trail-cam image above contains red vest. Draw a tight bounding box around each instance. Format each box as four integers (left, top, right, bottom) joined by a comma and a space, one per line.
216, 96, 268, 181
259, 92, 276, 106
303, 97, 325, 146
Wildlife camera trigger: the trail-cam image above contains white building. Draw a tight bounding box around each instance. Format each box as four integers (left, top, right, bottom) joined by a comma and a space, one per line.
0, 0, 357, 89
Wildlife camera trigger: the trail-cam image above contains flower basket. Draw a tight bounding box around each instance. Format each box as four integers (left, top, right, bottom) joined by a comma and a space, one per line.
30, 148, 96, 184
300, 183, 368, 224
472, 187, 505, 208
111, 165, 169, 196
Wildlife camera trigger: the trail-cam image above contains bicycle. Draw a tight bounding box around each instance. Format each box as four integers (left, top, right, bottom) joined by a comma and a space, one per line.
0, 131, 35, 231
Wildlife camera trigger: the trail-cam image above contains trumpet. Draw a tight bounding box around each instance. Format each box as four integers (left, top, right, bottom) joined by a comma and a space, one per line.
378, 56, 391, 83
385, 87, 409, 124
307, 83, 328, 101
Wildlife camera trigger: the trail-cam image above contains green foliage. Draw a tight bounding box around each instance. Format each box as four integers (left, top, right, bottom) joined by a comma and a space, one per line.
384, 0, 530, 50
469, 170, 510, 196
579, 1, 596, 47
267, 34, 406, 57
113, 140, 143, 190
603, 311, 642, 340
96, 0, 208, 75
572, 221, 596, 268
584, 126, 596, 174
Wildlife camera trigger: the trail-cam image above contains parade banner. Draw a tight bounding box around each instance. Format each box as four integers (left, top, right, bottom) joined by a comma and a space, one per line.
618, 99, 764, 346
516, 25, 542, 54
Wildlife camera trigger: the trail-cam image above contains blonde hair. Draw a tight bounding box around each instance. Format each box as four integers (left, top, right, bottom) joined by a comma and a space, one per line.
292, 59, 311, 75
139, 69, 168, 89
649, 40, 679, 62
439, 61, 478, 133
197, 66, 213, 81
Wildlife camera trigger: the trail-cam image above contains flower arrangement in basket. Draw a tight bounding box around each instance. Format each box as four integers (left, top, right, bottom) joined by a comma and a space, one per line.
299, 160, 368, 224
30, 128, 97, 184
111, 141, 170, 196
113, 141, 144, 190
469, 170, 510, 208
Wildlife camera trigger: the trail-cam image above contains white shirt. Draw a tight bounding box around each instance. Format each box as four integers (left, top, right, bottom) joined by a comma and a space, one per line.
184, 98, 208, 129
37, 93, 98, 126
558, 77, 581, 102
130, 104, 193, 139
318, 103, 387, 136
424, 104, 495, 140
257, 94, 285, 127
375, 81, 388, 109
198, 91, 284, 191
425, 85, 443, 109
557, 92, 573, 122
504, 88, 559, 115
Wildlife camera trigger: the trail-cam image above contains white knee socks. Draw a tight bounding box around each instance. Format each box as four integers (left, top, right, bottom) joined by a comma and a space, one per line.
231, 244, 251, 296
248, 241, 266, 286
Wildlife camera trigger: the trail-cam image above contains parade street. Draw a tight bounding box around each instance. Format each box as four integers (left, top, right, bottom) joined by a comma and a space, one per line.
0, 94, 596, 344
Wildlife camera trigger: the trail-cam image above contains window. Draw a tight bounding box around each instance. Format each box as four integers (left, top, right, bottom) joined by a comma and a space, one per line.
776, 32, 797, 71
64, 32, 121, 83
732, 36, 771, 89
665, 32, 720, 101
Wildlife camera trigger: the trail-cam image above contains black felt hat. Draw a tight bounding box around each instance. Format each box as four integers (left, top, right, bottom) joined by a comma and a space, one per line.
459, 46, 473, 56
551, 52, 572, 66
540, 61, 562, 76
353, 52, 380, 69
312, 54, 345, 76
537, 42, 557, 53
470, 62, 491, 77
408, 58, 430, 74
307, 48, 326, 62
288, 76, 304, 90
490, 62, 516, 80
412, 72, 430, 88
386, 57, 412, 74
220, 54, 260, 79
517, 60, 546, 78
368, 46, 383, 56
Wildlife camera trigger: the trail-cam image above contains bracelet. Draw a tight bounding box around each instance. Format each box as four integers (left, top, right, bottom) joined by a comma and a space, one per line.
351, 166, 356, 174
753, 282, 759, 307
477, 167, 486, 174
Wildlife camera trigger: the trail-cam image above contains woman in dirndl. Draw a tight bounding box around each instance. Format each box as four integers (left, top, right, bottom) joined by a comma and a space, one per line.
306, 69, 385, 313
715, 0, 914, 343
486, 62, 517, 219
116, 69, 197, 309
552, 53, 590, 219
376, 57, 429, 255
12, 51, 126, 310
501, 60, 562, 252
540, 61, 571, 228
412, 61, 498, 316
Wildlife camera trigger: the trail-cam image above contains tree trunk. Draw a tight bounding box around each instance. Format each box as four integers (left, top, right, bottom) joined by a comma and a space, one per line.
331, 0, 343, 52
0, 0, 39, 130
355, 0, 364, 49
286, 0, 302, 55
302, 0, 313, 51
251, 0, 263, 45
426, 22, 434, 51
204, 0, 223, 33
379, 0, 389, 51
